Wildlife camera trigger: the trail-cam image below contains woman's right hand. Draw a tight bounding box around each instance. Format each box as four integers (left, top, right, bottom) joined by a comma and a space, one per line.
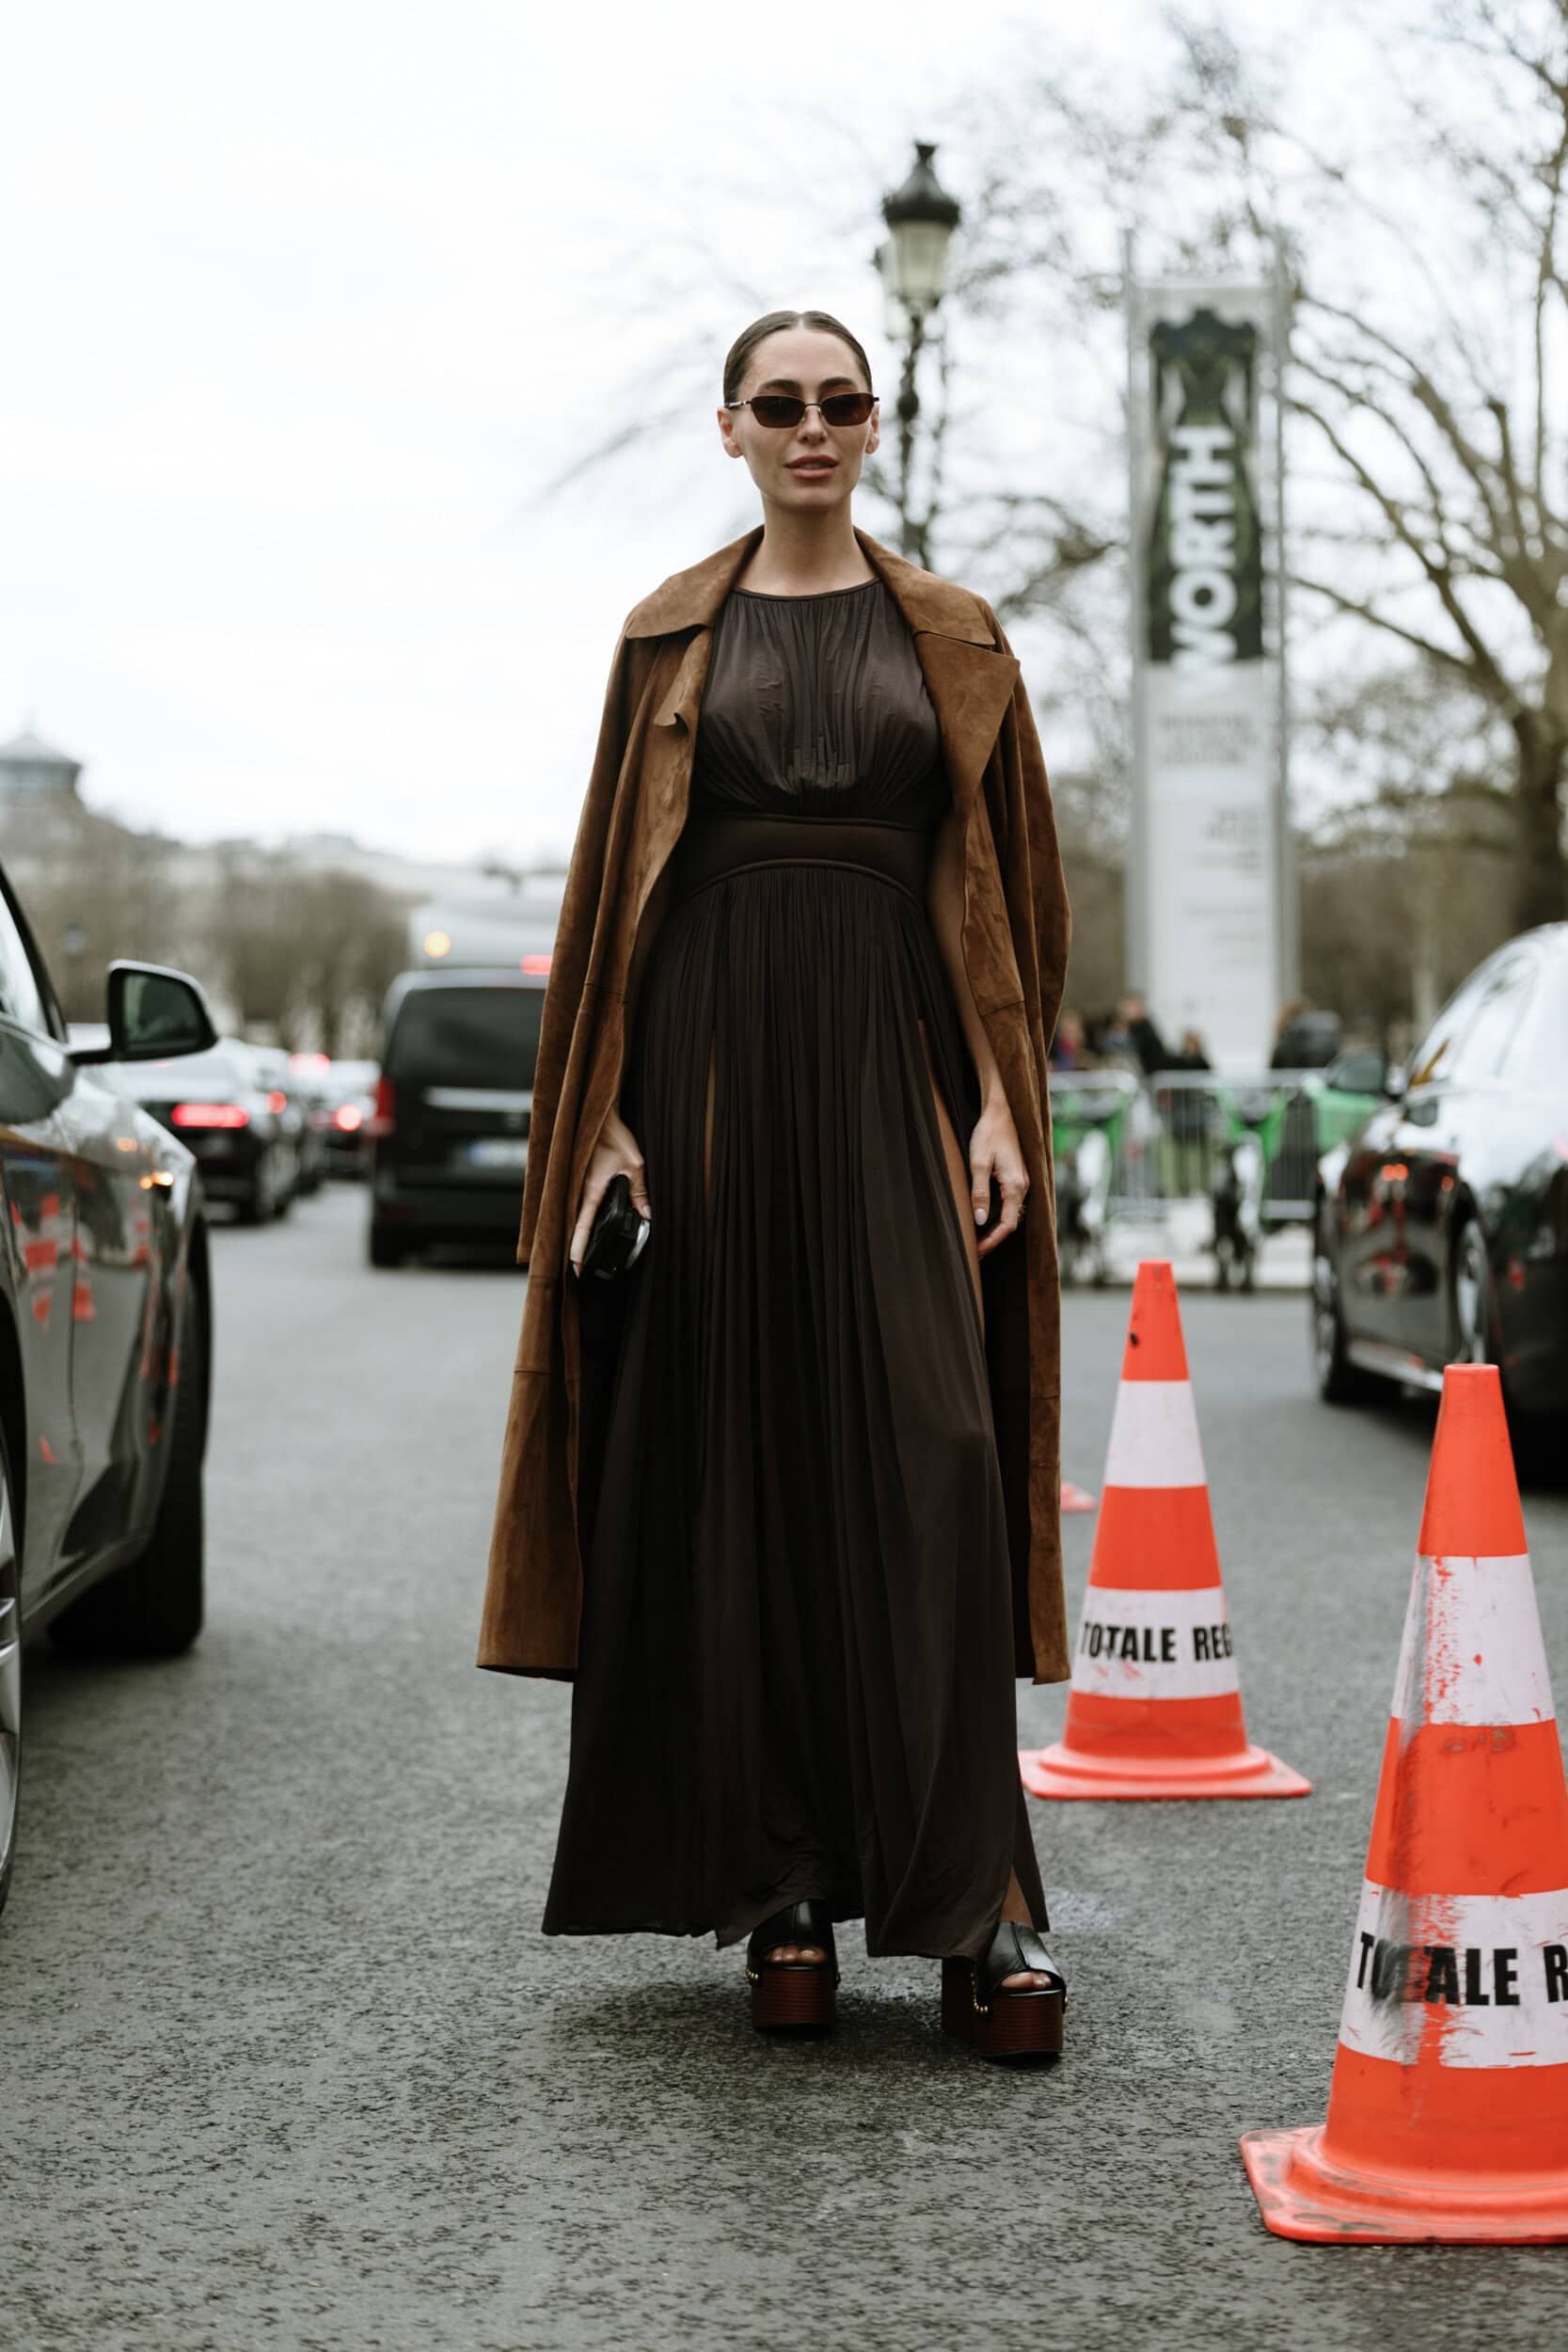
569, 1104, 651, 1277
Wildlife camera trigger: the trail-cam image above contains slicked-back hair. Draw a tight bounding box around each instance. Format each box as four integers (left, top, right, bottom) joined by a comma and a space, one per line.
721, 310, 874, 406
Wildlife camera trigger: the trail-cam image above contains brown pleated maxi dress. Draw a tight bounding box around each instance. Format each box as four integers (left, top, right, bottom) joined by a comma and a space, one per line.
542, 579, 1047, 1960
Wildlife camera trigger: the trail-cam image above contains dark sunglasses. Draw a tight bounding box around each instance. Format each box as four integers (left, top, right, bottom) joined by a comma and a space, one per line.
727, 391, 877, 429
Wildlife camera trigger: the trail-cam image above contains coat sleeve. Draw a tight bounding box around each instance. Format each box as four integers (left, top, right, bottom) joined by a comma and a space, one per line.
516, 627, 654, 1267
975, 601, 1071, 1062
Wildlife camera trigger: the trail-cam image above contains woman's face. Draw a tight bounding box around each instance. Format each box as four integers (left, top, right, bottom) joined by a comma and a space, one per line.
717, 326, 879, 512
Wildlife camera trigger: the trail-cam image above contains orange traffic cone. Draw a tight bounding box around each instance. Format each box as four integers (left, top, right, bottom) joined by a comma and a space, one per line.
1060, 1479, 1098, 1515
1242, 1364, 1568, 2241
1021, 1261, 1308, 1800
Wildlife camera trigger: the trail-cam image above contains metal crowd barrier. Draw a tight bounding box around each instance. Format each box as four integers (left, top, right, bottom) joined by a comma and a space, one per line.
1048, 1067, 1341, 1229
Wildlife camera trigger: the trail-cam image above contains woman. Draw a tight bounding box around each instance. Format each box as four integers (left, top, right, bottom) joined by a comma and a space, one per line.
479, 310, 1072, 2061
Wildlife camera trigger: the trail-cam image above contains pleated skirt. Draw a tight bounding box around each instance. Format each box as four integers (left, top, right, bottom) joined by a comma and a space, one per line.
542, 829, 1045, 1959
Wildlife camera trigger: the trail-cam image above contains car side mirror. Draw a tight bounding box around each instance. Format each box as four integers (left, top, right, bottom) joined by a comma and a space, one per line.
70, 961, 219, 1065
1324, 1048, 1388, 1097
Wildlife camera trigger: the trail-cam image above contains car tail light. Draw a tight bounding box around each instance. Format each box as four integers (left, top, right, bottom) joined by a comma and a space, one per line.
172, 1103, 248, 1129
267, 1089, 288, 1114
369, 1074, 396, 1138
520, 952, 551, 974
334, 1103, 363, 1133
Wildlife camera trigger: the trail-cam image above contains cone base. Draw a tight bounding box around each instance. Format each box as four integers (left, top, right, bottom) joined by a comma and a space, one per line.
1241, 2124, 1568, 2245
1020, 1740, 1311, 1801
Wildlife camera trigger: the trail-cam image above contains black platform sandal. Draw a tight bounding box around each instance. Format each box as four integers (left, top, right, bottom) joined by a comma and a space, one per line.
746, 1901, 839, 2033
941, 1921, 1066, 2062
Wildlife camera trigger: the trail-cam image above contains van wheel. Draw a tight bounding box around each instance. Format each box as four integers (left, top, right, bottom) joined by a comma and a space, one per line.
0, 1410, 21, 1917
51, 1279, 207, 1660
369, 1224, 408, 1268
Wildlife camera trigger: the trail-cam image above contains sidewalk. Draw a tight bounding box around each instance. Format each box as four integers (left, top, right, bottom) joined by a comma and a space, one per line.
1085, 1202, 1311, 1291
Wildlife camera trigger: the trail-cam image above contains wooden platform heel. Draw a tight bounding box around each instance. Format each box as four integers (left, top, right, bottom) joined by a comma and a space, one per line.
746, 1901, 839, 2034
941, 1921, 1066, 2063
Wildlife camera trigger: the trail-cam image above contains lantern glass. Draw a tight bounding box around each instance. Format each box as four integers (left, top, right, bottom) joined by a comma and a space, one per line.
886, 217, 954, 309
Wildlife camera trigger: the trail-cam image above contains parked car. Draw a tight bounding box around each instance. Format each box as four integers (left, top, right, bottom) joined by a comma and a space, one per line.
368, 969, 546, 1266
286, 1051, 340, 1189
107, 1041, 296, 1224
308, 1057, 378, 1180
0, 886, 221, 1917
1312, 924, 1568, 1427
230, 1041, 324, 1200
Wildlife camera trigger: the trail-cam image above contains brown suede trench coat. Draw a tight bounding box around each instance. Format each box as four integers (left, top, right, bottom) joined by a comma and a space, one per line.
478, 526, 1072, 1686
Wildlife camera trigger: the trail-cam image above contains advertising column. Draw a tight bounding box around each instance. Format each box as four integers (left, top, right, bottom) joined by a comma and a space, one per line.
1125, 274, 1291, 1070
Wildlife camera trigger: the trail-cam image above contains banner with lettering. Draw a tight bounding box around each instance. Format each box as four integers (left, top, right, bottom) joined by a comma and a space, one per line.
1126, 279, 1290, 1070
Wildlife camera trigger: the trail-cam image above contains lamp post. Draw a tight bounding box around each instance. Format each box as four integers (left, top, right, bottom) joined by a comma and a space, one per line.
876, 142, 961, 563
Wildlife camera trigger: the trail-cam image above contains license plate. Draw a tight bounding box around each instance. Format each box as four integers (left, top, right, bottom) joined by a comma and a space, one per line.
466, 1138, 529, 1169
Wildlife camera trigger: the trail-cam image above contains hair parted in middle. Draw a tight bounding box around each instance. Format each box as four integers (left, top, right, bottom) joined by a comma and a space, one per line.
721, 310, 874, 407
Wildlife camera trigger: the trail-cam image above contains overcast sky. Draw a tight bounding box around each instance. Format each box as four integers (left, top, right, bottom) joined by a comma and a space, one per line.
6, 0, 1307, 866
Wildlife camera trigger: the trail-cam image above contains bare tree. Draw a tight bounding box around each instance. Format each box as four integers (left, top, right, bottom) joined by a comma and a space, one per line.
1164, 1, 1568, 926
203, 851, 408, 1052
287, 871, 409, 1055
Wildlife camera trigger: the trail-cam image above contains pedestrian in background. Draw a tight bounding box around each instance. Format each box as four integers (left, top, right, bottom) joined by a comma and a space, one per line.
1166, 1026, 1213, 1159
479, 308, 1072, 2060
1270, 996, 1340, 1070
1051, 1006, 1086, 1070
1117, 990, 1172, 1077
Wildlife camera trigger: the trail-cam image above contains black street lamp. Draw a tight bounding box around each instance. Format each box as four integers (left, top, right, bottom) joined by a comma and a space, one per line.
876, 142, 961, 562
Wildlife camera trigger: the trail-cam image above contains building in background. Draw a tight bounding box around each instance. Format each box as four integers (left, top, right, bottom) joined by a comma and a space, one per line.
0, 718, 564, 1041
0, 725, 83, 806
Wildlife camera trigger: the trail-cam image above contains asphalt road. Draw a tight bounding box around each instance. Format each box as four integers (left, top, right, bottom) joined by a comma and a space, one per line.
5, 1184, 1568, 2351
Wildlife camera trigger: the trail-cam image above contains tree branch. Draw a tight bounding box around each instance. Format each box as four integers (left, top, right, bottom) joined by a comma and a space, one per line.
1291, 395, 1517, 703
1291, 571, 1503, 687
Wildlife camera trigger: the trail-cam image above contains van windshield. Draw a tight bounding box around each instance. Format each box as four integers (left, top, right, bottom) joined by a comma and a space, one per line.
387, 987, 544, 1089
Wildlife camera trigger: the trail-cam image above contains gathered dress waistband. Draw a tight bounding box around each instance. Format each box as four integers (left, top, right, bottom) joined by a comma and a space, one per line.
672, 809, 933, 906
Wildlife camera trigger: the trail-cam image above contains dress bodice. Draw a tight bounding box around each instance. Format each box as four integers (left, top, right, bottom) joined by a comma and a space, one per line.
691, 580, 948, 826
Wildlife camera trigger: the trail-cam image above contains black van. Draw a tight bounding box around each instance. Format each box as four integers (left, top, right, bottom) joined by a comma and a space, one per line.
368, 968, 547, 1266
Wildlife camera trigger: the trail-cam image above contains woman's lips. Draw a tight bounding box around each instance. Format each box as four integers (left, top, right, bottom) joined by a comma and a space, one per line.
788, 460, 837, 477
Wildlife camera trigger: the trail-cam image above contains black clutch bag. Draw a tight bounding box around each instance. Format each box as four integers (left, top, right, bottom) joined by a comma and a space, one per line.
580, 1172, 651, 1280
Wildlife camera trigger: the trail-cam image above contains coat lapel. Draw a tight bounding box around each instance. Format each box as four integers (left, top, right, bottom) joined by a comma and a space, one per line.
857, 535, 1020, 813
627, 529, 762, 643
634, 538, 761, 852
907, 632, 1021, 812
651, 628, 716, 736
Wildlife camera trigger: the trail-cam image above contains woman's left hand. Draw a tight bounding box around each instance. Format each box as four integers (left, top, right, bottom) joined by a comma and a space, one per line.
968, 1096, 1030, 1259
